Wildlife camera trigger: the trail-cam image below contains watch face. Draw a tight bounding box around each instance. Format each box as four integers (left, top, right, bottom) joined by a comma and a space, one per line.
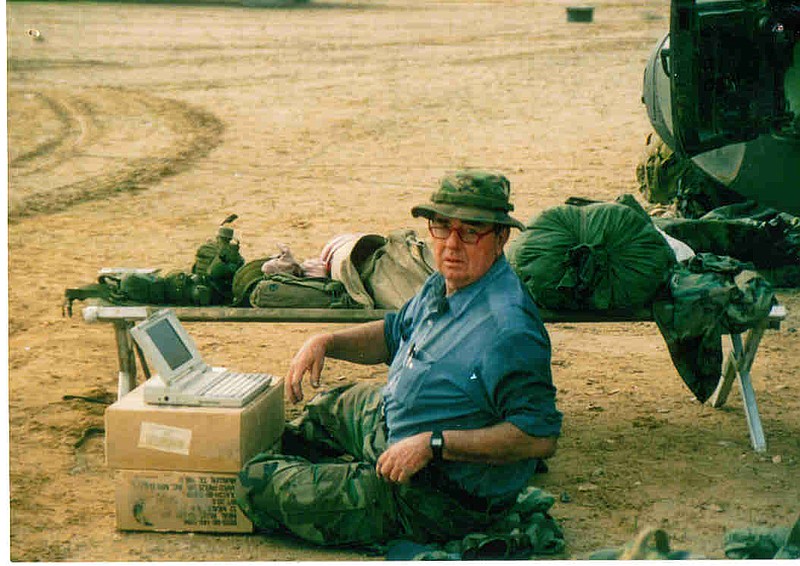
431, 432, 444, 461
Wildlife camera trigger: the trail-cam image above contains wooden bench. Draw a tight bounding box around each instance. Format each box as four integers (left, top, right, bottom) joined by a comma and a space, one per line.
81, 303, 787, 453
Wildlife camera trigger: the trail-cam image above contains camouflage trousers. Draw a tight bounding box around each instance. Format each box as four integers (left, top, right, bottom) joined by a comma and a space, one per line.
235, 382, 512, 547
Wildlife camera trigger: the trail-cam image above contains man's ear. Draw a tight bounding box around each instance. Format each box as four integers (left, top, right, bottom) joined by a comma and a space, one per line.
496, 226, 510, 251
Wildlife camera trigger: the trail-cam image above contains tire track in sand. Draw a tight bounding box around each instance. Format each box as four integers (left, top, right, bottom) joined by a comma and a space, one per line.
7, 87, 224, 222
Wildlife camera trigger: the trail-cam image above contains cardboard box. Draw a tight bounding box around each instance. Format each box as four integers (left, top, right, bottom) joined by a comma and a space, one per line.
115, 469, 253, 533
105, 377, 284, 472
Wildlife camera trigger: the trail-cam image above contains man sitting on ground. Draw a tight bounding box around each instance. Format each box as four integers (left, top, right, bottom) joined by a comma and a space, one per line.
235, 169, 562, 546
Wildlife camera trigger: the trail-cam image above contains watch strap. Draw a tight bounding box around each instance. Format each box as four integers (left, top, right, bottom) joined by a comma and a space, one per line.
430, 430, 444, 462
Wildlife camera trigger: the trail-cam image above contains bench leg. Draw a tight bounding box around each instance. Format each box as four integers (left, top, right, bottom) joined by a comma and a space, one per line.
730, 332, 767, 453
113, 321, 137, 399
708, 321, 768, 453
709, 320, 767, 408
708, 343, 738, 409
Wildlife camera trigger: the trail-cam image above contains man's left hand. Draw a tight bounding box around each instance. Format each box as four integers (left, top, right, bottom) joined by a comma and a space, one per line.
375, 432, 432, 484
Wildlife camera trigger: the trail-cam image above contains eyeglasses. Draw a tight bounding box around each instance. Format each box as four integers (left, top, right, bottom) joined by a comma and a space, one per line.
428, 218, 496, 244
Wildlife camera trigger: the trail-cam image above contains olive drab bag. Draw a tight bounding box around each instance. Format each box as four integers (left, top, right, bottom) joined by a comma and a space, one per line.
231, 257, 270, 307
636, 131, 745, 218
249, 273, 360, 309
361, 229, 435, 309
328, 230, 435, 309
192, 215, 245, 304
232, 243, 311, 307
508, 201, 676, 312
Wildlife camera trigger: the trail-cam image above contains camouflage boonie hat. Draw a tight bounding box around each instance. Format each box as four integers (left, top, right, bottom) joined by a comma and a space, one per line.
411, 169, 525, 230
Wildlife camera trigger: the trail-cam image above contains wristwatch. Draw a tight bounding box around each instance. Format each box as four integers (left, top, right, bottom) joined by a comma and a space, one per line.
430, 430, 445, 462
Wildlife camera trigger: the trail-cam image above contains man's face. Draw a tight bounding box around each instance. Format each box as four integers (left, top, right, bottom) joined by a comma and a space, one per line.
429, 215, 509, 295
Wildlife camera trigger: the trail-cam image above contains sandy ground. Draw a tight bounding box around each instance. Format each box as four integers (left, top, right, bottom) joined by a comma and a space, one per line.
6, 0, 800, 560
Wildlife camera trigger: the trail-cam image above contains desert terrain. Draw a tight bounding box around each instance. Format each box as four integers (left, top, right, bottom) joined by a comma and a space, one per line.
6, 0, 799, 560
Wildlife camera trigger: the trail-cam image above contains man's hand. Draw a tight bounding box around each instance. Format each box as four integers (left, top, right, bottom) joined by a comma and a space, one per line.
376, 432, 433, 484
285, 321, 389, 404
286, 333, 333, 404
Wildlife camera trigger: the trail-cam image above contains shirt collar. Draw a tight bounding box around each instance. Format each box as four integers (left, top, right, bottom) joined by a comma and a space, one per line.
425, 255, 509, 318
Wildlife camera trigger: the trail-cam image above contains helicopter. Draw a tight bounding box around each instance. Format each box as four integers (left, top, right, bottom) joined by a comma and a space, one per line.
642, 0, 800, 216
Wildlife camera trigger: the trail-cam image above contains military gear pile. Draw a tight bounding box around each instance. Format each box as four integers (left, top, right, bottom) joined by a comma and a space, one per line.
237, 230, 433, 309
63, 269, 215, 316
191, 215, 245, 304
63, 216, 243, 314
655, 205, 800, 288
121, 270, 213, 306
64, 223, 435, 314
507, 194, 779, 402
635, 130, 800, 289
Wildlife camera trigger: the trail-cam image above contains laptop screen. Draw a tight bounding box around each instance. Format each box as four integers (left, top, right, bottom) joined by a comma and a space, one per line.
145, 318, 193, 370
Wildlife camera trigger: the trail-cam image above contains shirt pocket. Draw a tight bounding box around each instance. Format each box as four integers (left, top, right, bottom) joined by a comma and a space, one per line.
393, 355, 433, 411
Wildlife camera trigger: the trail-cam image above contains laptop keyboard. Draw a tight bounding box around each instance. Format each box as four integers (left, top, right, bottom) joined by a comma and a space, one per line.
197, 370, 272, 399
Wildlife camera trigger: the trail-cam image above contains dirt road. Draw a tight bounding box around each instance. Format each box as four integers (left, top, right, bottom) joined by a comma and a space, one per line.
7, 0, 799, 560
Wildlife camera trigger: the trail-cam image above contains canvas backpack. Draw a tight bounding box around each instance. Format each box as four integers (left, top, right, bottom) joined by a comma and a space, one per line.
361, 229, 435, 309
328, 229, 435, 310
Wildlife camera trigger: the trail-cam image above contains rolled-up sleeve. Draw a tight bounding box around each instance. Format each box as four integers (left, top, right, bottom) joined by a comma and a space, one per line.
482, 328, 562, 438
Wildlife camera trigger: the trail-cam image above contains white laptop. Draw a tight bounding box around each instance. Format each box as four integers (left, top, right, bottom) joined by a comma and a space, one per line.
130, 309, 274, 408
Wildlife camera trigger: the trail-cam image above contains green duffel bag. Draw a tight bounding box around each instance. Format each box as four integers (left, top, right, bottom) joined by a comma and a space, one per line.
508, 201, 676, 312
249, 273, 360, 309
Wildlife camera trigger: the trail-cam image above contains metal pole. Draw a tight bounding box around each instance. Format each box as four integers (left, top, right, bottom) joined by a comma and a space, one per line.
113, 321, 137, 398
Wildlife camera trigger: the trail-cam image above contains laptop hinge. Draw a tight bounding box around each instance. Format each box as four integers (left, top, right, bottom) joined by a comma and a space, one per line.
173, 361, 209, 383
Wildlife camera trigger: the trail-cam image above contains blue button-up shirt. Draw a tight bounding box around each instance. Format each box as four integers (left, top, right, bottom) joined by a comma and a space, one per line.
382, 255, 562, 500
